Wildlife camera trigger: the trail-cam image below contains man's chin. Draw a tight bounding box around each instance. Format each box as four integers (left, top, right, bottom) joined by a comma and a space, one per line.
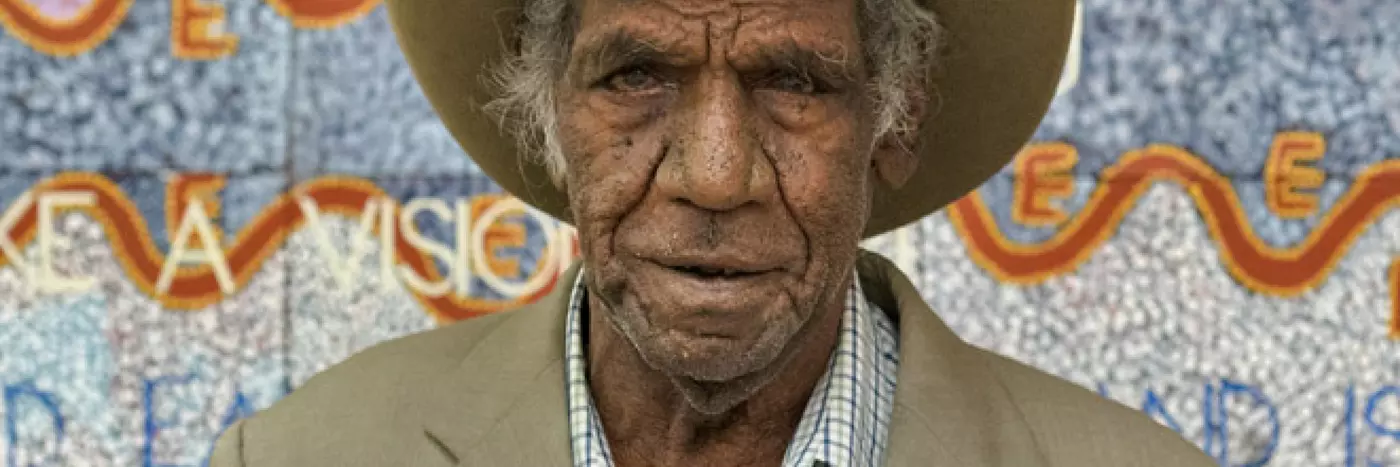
653, 334, 773, 382
635, 334, 797, 414
601, 302, 804, 409
636, 324, 801, 384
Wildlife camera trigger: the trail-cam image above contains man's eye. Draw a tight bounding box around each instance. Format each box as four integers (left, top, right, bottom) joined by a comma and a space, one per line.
605, 68, 663, 93
766, 72, 818, 94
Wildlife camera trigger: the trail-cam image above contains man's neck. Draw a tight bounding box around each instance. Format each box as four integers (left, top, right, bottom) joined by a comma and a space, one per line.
586, 295, 845, 467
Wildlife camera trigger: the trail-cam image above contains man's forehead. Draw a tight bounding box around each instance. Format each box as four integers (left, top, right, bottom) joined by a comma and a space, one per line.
572, 0, 861, 65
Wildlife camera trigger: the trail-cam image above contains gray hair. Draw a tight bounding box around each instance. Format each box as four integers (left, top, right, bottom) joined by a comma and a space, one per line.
484, 0, 942, 185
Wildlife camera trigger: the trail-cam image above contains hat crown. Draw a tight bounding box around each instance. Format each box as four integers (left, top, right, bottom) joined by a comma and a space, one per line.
386, 0, 1076, 237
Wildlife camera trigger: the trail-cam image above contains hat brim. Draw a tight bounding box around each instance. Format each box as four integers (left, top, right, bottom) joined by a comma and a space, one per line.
386, 0, 1075, 238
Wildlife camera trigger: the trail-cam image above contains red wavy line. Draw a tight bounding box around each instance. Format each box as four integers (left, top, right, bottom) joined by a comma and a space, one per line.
265, 0, 379, 28
4, 146, 1397, 327
0, 0, 131, 55
1, 173, 557, 322
950, 145, 1400, 297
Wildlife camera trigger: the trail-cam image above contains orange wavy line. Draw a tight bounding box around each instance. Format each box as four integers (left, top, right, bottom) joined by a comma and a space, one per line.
950, 144, 1400, 297
266, 0, 380, 28
4, 144, 1397, 329
1391, 258, 1399, 339
1, 173, 557, 323
0, 0, 132, 56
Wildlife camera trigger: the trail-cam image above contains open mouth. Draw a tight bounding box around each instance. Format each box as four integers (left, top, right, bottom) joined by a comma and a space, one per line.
668, 264, 766, 279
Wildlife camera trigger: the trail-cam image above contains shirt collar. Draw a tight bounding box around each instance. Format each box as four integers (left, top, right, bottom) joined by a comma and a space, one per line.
564, 270, 900, 467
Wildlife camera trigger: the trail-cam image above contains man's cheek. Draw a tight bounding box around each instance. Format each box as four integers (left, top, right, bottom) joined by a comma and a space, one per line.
785, 162, 869, 221
567, 139, 655, 212
574, 179, 644, 240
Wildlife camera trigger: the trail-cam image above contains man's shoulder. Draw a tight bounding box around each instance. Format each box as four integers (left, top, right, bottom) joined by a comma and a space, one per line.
211, 310, 520, 466
286, 309, 516, 405
307, 310, 516, 385
976, 348, 1215, 466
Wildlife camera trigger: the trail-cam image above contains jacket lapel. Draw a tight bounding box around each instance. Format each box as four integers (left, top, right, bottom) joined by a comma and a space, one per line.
418, 263, 581, 466
856, 252, 1047, 467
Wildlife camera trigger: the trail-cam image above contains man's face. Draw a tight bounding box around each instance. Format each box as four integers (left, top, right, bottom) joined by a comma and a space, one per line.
557, 0, 884, 392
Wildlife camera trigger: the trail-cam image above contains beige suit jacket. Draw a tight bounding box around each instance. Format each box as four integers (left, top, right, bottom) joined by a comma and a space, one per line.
210, 252, 1214, 466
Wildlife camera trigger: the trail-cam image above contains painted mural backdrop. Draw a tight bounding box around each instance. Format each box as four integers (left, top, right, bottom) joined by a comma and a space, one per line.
0, 0, 1397, 465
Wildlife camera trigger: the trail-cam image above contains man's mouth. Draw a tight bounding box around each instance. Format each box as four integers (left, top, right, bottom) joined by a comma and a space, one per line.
669, 264, 766, 279
649, 254, 780, 280
633, 254, 788, 320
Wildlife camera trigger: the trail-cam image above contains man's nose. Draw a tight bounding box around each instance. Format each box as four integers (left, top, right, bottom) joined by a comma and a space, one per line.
655, 73, 777, 212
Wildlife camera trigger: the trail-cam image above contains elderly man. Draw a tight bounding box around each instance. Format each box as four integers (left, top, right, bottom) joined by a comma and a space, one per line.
211, 0, 1213, 465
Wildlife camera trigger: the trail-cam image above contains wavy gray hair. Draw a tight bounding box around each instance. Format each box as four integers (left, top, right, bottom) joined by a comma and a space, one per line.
484, 0, 942, 185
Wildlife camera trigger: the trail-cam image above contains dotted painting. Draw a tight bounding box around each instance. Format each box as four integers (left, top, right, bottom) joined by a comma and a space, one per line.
0, 0, 1397, 465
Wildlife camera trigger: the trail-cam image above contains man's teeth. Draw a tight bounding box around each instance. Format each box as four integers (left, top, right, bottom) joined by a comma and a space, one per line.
678, 265, 747, 277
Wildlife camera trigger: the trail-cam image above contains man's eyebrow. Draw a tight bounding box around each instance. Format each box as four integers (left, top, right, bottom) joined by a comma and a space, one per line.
574, 30, 671, 79
746, 41, 857, 82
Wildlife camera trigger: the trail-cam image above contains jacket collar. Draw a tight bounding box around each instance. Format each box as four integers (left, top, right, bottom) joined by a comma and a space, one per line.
856, 253, 1047, 466
418, 262, 576, 465
421, 251, 1045, 466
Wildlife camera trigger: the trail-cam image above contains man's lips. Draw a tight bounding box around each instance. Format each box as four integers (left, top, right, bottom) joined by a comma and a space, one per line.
624, 252, 794, 338
633, 258, 785, 333
647, 253, 783, 279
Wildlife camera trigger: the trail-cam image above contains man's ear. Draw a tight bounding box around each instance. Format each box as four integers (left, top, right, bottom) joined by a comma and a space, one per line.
872, 137, 917, 190
871, 87, 927, 190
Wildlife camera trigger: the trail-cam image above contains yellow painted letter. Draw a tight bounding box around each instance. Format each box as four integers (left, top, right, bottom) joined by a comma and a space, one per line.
1264, 132, 1326, 219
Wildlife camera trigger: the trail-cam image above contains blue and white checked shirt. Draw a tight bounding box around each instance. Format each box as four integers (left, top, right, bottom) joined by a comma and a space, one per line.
565, 271, 900, 467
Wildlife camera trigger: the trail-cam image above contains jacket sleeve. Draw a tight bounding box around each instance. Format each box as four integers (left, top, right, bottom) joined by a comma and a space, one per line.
208, 419, 248, 467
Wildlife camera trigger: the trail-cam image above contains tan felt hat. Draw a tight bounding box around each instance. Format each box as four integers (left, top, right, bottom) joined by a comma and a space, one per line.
386, 0, 1075, 237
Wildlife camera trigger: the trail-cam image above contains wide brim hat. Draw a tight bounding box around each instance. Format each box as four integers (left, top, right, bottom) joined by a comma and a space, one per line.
386, 0, 1075, 238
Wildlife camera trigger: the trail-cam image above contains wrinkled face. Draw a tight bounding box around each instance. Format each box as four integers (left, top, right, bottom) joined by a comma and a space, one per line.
557, 0, 901, 389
